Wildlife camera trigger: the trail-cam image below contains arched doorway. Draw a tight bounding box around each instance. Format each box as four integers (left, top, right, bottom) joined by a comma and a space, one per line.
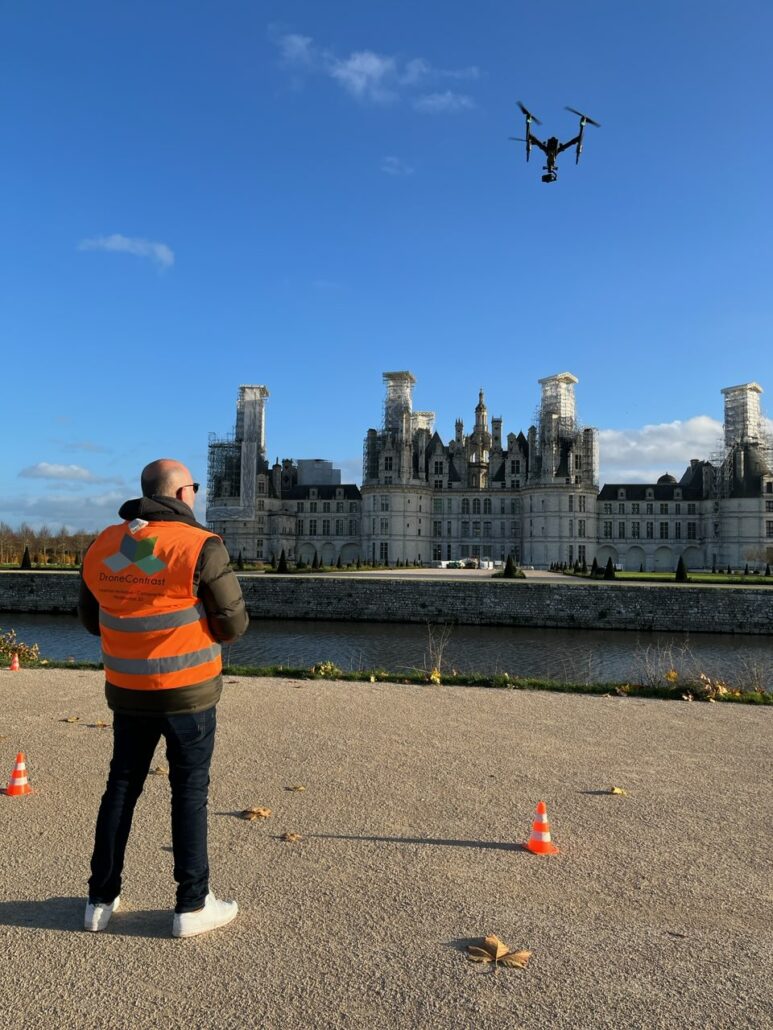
625, 545, 645, 571
654, 546, 673, 571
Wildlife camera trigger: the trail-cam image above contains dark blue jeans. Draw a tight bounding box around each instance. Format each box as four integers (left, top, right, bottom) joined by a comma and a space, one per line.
88, 707, 217, 913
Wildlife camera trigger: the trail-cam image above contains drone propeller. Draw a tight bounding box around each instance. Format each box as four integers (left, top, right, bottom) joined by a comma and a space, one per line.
508, 137, 528, 142
517, 100, 542, 125
565, 106, 601, 127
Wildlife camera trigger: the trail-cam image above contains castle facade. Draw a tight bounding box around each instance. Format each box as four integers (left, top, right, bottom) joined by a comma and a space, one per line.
206, 375, 773, 571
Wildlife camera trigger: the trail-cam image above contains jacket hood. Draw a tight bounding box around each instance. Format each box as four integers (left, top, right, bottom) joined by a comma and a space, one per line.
117, 495, 206, 529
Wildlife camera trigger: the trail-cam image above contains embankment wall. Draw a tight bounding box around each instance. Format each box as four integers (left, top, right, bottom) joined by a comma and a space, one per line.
1, 572, 772, 634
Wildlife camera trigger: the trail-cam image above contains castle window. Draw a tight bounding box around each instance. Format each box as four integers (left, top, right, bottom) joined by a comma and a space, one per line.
483, 498, 492, 514
461, 498, 470, 514
687, 503, 696, 515
472, 498, 481, 515
434, 461, 443, 475
296, 502, 304, 513
323, 502, 331, 513
384, 456, 393, 471
309, 520, 317, 535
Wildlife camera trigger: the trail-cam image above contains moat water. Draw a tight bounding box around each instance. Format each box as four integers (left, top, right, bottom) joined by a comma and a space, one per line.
4, 613, 772, 688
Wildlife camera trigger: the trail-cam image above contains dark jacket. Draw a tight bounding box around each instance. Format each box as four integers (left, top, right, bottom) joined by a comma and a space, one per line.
78, 495, 249, 715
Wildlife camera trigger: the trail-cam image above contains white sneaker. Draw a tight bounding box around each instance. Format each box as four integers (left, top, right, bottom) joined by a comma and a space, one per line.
172, 893, 238, 939
84, 895, 121, 932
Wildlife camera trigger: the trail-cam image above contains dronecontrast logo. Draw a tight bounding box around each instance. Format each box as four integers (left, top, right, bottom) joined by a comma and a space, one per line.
103, 534, 166, 575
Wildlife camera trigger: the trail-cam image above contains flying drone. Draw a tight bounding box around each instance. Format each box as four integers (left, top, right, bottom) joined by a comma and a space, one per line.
510, 101, 600, 183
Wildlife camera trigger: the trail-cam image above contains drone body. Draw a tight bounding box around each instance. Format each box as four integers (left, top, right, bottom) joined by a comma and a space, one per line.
510, 102, 600, 182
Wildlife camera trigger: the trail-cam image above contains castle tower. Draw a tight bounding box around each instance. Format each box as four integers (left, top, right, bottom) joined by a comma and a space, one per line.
721, 382, 763, 448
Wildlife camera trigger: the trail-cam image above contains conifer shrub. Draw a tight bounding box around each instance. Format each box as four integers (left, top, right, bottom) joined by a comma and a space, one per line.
20, 546, 32, 570
278, 549, 288, 573
675, 556, 688, 582
603, 557, 615, 580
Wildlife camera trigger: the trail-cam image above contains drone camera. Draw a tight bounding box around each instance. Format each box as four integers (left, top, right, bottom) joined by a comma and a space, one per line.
541, 172, 557, 183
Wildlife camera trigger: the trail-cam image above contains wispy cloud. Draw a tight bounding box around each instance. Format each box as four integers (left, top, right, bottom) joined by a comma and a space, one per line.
413, 91, 475, 114
380, 155, 414, 176
78, 233, 175, 270
18, 462, 122, 484
272, 30, 478, 111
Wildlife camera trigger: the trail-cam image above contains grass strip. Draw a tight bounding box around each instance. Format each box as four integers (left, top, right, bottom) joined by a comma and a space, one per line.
15, 660, 771, 704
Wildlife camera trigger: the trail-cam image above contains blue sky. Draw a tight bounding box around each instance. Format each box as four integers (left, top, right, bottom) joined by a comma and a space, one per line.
2, 1, 772, 530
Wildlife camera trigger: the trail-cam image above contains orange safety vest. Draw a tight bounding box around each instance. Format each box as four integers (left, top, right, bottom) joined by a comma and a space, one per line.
83, 519, 222, 691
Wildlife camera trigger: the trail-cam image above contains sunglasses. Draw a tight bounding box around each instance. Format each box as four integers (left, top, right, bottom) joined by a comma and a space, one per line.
179, 483, 200, 494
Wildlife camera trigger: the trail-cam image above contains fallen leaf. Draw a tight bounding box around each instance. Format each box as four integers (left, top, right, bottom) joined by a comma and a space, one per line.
285, 784, 305, 792
150, 765, 168, 776
465, 936, 531, 969
280, 832, 303, 842
240, 806, 272, 821
90, 720, 109, 729
61, 716, 80, 723
499, 950, 532, 969
609, 786, 627, 795
483, 935, 510, 961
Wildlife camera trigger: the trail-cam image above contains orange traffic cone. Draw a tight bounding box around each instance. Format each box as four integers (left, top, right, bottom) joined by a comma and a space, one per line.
525, 800, 559, 855
4, 752, 32, 796
9, 652, 20, 671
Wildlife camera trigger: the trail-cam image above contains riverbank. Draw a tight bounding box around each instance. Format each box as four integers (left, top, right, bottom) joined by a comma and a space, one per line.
1, 669, 770, 1030
2, 571, 773, 634
11, 659, 772, 704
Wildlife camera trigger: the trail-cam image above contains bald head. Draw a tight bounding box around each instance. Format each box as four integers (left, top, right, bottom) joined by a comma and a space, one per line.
141, 459, 192, 499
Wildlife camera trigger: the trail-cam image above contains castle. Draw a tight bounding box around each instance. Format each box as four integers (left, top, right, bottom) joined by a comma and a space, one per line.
206, 374, 773, 571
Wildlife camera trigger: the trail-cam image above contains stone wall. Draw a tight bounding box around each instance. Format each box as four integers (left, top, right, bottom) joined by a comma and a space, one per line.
1, 572, 772, 634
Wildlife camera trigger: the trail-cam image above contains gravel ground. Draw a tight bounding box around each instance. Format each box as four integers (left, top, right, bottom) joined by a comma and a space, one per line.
1, 669, 771, 1030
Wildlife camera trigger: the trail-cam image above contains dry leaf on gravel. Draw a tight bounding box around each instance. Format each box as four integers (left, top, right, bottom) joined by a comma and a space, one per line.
498, 950, 532, 969
150, 765, 168, 776
240, 806, 272, 821
61, 716, 80, 723
280, 832, 303, 842
465, 935, 531, 969
285, 784, 305, 792
609, 786, 627, 795
89, 720, 110, 729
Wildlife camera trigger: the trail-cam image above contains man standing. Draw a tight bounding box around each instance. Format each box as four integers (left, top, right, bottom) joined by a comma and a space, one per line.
79, 458, 248, 938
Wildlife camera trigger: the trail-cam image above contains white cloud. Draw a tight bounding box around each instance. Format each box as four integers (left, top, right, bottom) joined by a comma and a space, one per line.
277, 32, 314, 65
598, 416, 723, 483
0, 489, 127, 532
328, 50, 397, 103
413, 91, 475, 114
273, 33, 478, 110
380, 155, 414, 176
78, 233, 175, 270
18, 463, 122, 485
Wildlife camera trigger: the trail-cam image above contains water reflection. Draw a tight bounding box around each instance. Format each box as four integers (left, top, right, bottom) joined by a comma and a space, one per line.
5, 613, 772, 686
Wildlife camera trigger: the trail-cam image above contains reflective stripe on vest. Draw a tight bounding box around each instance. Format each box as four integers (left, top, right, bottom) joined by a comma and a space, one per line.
102, 643, 221, 677
83, 519, 223, 692
99, 601, 207, 633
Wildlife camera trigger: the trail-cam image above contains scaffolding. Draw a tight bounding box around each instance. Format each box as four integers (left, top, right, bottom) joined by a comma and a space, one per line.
538, 372, 578, 425
382, 371, 415, 431
411, 411, 435, 435
235, 385, 269, 453
207, 433, 242, 504
207, 384, 269, 509
721, 382, 763, 448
